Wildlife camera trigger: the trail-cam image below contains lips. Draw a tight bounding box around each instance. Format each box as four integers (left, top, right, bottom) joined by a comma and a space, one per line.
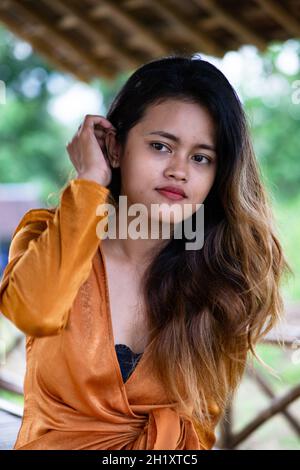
155, 186, 186, 197
155, 186, 187, 201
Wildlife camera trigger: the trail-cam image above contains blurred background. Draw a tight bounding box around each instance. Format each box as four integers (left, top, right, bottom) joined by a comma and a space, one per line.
0, 0, 299, 450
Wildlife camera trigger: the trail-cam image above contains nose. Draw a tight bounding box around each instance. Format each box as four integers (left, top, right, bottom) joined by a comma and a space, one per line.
164, 155, 188, 182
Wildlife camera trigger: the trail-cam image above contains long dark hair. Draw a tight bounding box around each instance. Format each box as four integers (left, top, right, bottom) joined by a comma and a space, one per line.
52, 53, 293, 442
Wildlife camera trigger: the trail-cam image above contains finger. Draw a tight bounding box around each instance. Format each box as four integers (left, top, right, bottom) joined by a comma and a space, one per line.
94, 129, 106, 136
94, 122, 111, 130
83, 115, 116, 130
94, 136, 105, 147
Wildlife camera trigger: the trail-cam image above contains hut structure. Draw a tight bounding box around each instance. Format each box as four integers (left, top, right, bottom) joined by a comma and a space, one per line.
0, 0, 299, 82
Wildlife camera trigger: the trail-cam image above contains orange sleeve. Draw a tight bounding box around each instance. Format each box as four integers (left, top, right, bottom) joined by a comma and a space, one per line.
0, 178, 110, 337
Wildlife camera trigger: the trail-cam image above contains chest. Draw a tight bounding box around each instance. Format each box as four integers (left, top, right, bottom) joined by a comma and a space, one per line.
103, 249, 149, 355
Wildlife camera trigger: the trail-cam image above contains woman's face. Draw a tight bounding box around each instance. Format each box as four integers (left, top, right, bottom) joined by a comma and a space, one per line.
110, 99, 217, 229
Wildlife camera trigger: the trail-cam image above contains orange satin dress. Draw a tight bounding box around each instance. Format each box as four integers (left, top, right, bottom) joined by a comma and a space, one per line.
0, 178, 221, 450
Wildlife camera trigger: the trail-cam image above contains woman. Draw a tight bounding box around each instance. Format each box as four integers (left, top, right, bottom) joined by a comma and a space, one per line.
0, 53, 292, 450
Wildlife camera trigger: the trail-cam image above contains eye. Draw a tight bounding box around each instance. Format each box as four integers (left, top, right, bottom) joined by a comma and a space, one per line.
149, 142, 170, 152
149, 142, 212, 165
192, 154, 212, 165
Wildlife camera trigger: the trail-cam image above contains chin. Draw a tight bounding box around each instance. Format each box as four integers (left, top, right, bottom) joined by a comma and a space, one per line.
150, 213, 183, 232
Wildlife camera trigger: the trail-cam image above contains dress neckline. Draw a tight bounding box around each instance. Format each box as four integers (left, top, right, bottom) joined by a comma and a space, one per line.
97, 243, 149, 392
115, 344, 143, 356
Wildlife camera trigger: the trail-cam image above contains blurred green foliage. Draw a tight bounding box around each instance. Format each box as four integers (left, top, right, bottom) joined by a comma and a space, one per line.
0, 25, 129, 203
0, 26, 71, 201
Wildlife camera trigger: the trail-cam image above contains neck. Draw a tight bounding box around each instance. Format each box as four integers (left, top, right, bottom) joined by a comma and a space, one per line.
103, 207, 173, 267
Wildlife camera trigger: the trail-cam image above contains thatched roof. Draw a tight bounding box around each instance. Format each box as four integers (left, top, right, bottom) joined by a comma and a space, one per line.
0, 0, 299, 82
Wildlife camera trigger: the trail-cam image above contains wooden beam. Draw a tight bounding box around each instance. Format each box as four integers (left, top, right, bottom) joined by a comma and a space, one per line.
89, 0, 169, 57
261, 326, 300, 346
152, 0, 225, 57
196, 0, 267, 52
247, 366, 300, 435
217, 402, 233, 449
57, 13, 79, 30
256, 0, 300, 38
230, 383, 300, 448
0, 10, 91, 82
197, 6, 271, 32
43, 0, 139, 71
5, 0, 115, 80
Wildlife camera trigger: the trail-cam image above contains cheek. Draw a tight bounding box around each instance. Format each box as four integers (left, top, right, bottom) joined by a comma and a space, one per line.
123, 151, 150, 179
124, 159, 157, 196
192, 170, 216, 203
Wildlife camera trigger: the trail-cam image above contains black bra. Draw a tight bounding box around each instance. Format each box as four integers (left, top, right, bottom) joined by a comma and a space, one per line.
115, 344, 143, 383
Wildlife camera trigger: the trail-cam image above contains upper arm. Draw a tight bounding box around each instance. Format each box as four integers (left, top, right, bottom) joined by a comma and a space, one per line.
1, 179, 110, 337
0, 208, 56, 334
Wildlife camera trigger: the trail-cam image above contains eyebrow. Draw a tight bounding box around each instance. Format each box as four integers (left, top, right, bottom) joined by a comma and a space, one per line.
145, 131, 216, 152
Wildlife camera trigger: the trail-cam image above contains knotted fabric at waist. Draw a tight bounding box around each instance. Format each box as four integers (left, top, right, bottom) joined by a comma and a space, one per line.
15, 407, 201, 450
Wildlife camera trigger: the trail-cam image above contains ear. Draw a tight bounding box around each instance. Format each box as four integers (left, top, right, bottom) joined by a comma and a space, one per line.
105, 129, 121, 169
